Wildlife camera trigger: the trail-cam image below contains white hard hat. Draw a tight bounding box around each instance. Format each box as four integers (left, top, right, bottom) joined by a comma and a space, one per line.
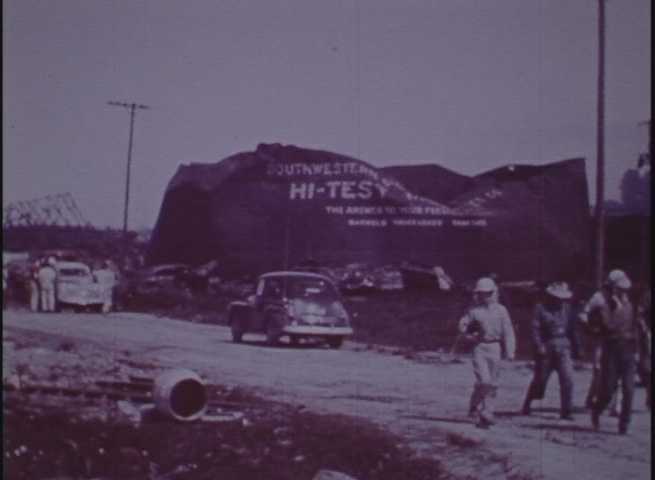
474, 277, 497, 293
47, 256, 57, 266
607, 269, 631, 289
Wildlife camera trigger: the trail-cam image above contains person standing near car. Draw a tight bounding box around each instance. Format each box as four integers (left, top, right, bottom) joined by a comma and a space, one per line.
459, 277, 516, 428
37, 257, 58, 312
521, 282, 580, 420
29, 258, 42, 312
581, 270, 639, 434
93, 260, 117, 313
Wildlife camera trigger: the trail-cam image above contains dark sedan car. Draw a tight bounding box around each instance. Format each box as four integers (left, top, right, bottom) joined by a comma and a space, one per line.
227, 271, 354, 348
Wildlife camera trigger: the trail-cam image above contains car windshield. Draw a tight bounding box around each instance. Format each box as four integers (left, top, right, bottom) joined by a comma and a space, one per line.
284, 277, 338, 300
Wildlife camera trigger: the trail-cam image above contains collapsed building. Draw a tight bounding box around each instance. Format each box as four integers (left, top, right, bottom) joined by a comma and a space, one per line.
147, 143, 591, 282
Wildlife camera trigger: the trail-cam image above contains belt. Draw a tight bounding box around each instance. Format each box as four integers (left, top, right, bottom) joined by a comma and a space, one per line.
480, 339, 500, 344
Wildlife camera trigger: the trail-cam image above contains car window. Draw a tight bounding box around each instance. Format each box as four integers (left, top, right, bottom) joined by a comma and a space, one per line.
287, 278, 338, 300
262, 279, 283, 298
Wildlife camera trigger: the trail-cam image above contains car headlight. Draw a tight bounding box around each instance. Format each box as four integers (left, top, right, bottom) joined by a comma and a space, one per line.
331, 302, 349, 325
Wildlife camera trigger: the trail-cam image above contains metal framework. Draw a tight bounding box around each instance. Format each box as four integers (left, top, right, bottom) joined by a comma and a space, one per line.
2, 193, 91, 228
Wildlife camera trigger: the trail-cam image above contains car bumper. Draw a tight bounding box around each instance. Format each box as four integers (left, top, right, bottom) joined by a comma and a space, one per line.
282, 326, 354, 336
57, 296, 103, 306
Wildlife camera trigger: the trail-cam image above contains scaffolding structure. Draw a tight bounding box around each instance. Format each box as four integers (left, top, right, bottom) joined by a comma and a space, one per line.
3, 193, 91, 228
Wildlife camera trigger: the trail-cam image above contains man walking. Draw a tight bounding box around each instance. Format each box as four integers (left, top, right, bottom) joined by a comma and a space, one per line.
581, 270, 638, 434
581, 272, 623, 410
521, 282, 580, 419
459, 277, 516, 428
37, 257, 58, 312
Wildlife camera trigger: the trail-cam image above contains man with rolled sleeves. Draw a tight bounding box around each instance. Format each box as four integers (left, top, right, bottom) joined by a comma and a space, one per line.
521, 282, 580, 419
459, 277, 516, 428
581, 270, 639, 434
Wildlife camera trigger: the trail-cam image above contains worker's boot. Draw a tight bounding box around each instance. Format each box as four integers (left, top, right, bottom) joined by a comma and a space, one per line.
468, 384, 484, 418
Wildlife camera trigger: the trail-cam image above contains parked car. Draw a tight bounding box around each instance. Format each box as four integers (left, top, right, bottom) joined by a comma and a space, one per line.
227, 271, 354, 348
131, 264, 191, 294
55, 261, 107, 311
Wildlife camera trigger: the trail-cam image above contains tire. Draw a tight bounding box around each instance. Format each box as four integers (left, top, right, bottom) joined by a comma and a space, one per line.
327, 336, 344, 349
231, 324, 243, 343
289, 335, 300, 347
230, 313, 244, 343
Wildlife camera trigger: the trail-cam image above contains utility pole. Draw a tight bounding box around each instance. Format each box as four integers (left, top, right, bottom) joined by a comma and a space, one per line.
594, 0, 606, 289
107, 101, 150, 256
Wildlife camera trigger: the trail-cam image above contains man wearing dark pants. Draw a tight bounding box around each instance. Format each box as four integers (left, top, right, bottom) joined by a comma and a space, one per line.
582, 270, 638, 435
522, 282, 580, 419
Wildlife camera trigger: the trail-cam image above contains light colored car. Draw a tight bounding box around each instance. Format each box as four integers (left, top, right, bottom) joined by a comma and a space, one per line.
227, 271, 354, 348
55, 261, 107, 311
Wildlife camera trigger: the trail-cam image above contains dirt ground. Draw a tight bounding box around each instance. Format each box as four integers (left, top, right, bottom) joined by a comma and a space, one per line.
3, 309, 652, 480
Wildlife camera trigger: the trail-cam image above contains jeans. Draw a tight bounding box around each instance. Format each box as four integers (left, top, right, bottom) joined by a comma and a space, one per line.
593, 338, 637, 430
524, 342, 574, 417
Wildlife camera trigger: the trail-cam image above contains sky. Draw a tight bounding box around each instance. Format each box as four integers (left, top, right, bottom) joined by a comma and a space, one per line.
3, 0, 650, 229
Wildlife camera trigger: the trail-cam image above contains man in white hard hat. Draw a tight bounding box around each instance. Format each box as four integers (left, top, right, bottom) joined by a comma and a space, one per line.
37, 257, 58, 312
579, 270, 629, 412
521, 281, 580, 419
580, 269, 638, 434
459, 277, 516, 428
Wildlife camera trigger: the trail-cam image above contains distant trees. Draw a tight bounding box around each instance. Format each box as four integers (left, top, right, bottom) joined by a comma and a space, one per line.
604, 154, 650, 216
620, 154, 650, 215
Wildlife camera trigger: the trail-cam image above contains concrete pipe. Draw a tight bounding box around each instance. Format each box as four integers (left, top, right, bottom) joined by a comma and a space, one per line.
152, 369, 208, 421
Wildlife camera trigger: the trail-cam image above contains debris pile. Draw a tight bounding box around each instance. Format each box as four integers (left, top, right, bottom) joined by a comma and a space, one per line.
3, 328, 445, 480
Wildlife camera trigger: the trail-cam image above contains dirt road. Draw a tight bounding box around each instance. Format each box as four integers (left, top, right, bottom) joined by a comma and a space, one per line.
3, 310, 651, 480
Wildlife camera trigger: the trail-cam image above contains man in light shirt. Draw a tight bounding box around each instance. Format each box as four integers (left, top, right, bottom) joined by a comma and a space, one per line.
459, 277, 516, 429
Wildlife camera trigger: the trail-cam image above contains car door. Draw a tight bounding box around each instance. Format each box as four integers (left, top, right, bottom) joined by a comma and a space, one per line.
254, 278, 284, 331
250, 278, 267, 332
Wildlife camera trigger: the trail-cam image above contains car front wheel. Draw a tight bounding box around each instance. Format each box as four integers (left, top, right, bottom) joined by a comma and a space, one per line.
231, 324, 243, 343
